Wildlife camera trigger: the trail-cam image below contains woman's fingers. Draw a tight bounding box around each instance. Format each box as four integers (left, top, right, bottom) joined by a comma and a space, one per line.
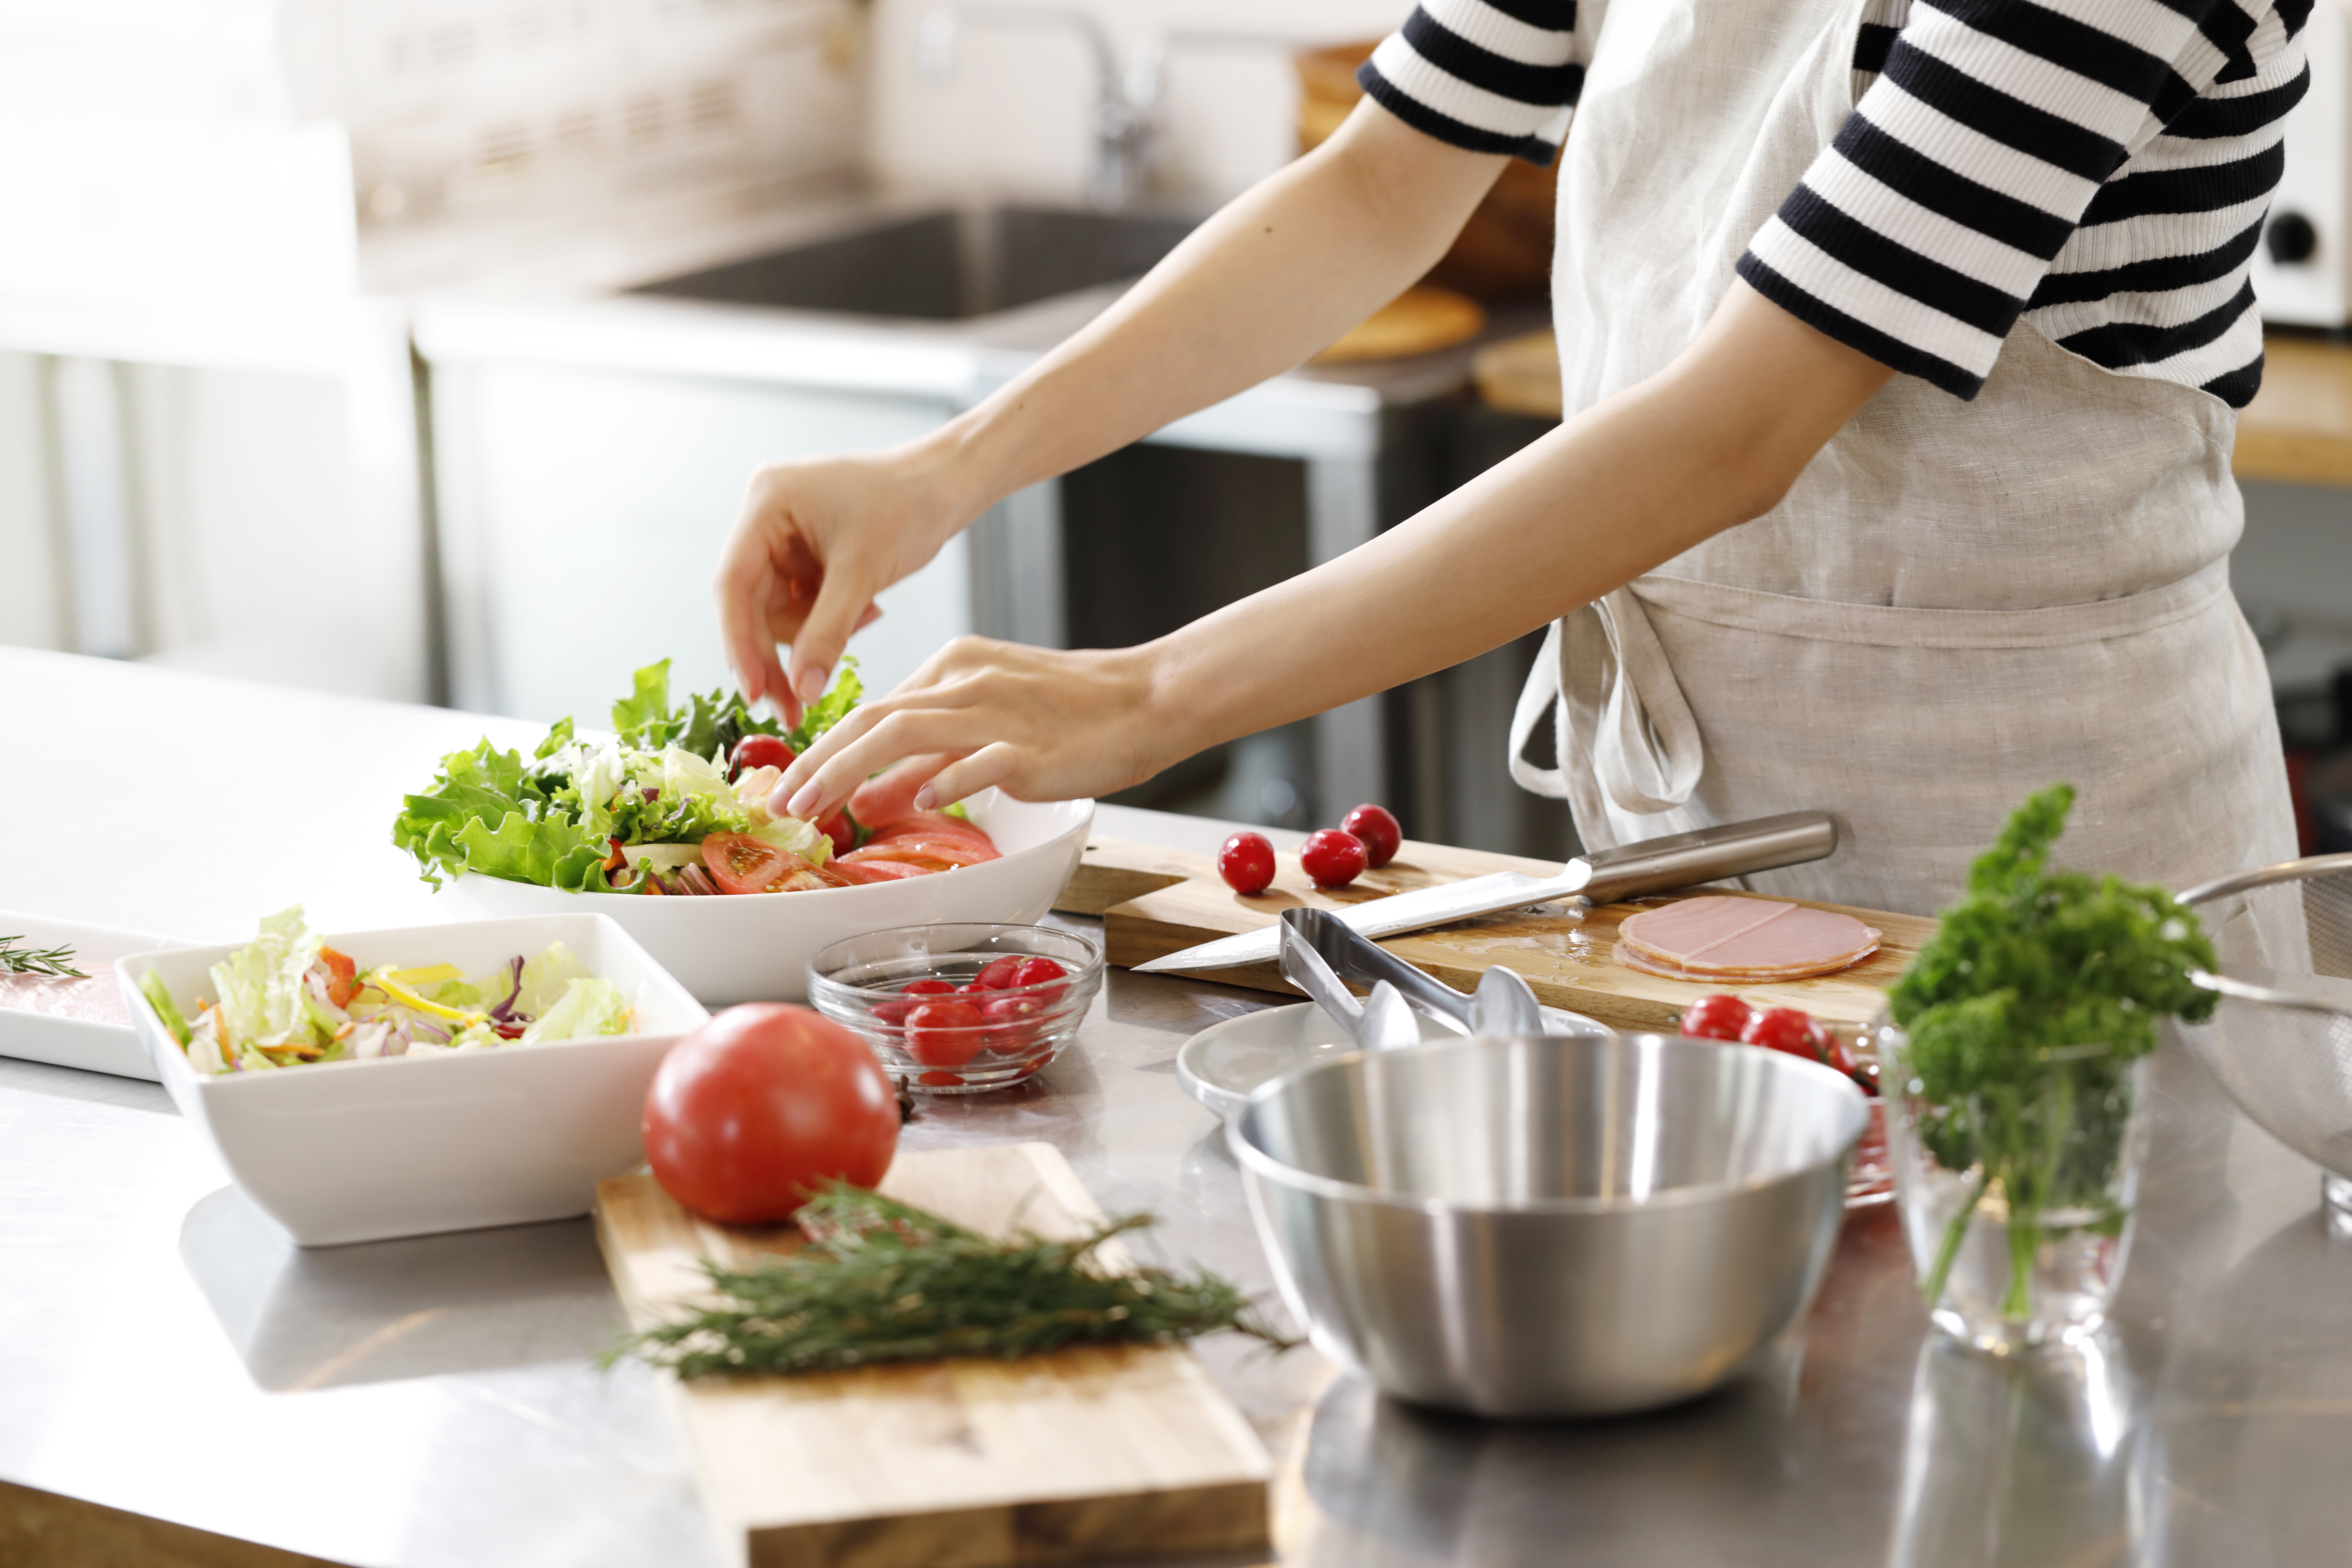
912, 743, 1020, 811
766, 640, 1172, 825
847, 755, 959, 825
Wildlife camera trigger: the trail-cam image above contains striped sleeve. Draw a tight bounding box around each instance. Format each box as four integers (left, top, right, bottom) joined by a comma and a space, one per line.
1737, 0, 2281, 401
1355, 0, 1583, 165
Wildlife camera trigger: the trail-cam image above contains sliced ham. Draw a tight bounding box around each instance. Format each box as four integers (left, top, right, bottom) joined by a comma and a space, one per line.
0, 973, 132, 1027
1614, 895, 1879, 983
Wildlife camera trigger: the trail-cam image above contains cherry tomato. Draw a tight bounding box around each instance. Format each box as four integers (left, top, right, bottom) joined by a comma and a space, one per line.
981, 994, 1045, 1054
1741, 1005, 1826, 1064
818, 810, 856, 857
971, 955, 1026, 990
907, 999, 986, 1068
1300, 828, 1368, 888
919, 1071, 966, 1087
730, 733, 795, 780
1680, 994, 1752, 1042
1340, 804, 1402, 869
1006, 957, 1067, 1007
702, 831, 831, 895
873, 978, 955, 1024
642, 1003, 899, 1224
1218, 831, 1276, 895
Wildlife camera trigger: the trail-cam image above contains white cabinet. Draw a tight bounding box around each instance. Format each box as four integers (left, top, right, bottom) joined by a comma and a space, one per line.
431, 357, 970, 724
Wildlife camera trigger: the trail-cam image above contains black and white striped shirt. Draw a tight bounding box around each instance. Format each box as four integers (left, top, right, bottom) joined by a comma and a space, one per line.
1359, 0, 2310, 405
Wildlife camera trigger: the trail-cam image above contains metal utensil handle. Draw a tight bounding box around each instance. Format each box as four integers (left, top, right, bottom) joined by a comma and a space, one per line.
1284, 906, 1474, 1032
1278, 915, 1364, 1033
1577, 811, 1839, 905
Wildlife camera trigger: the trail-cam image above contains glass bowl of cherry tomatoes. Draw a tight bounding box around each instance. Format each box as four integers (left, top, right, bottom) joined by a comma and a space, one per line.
806, 923, 1102, 1094
1678, 993, 1892, 1208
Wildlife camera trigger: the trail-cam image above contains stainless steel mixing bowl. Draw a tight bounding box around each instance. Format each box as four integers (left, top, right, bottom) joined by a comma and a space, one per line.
1229, 1032, 1868, 1418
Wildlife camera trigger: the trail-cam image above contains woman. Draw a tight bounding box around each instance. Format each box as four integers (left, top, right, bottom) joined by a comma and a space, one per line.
718, 0, 2307, 954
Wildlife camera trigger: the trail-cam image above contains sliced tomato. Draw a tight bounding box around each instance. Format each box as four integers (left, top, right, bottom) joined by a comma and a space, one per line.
320, 947, 360, 1009
832, 859, 934, 884
867, 812, 997, 848
702, 832, 833, 895
839, 848, 959, 874
841, 838, 996, 869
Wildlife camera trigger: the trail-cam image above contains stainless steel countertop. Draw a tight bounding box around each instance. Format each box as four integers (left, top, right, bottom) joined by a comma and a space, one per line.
5, 648, 2352, 1565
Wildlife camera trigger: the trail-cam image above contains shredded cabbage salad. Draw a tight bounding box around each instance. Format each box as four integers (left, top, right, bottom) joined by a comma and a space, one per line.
138, 907, 634, 1075
389, 659, 859, 894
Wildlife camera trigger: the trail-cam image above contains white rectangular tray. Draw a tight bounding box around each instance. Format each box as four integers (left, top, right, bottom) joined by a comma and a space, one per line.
0, 912, 189, 1080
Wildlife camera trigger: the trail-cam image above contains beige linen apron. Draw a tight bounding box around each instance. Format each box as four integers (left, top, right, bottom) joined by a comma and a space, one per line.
1509, 0, 2299, 962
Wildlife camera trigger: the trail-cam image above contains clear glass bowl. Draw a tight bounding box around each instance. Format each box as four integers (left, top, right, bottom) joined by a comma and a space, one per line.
806, 923, 1101, 1094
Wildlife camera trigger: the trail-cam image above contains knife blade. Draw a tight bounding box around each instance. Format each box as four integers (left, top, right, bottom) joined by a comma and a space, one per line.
1131, 810, 1837, 975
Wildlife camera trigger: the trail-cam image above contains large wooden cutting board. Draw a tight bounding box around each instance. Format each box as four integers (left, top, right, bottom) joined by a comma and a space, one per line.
1056, 835, 1934, 1032
594, 1143, 1272, 1568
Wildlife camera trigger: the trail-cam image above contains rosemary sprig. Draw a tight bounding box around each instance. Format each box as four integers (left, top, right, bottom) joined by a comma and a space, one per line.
611, 1184, 1294, 1379
0, 936, 87, 979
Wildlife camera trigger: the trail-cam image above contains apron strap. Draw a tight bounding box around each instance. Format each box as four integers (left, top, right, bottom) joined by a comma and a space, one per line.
1508, 620, 1572, 800
1511, 588, 1708, 844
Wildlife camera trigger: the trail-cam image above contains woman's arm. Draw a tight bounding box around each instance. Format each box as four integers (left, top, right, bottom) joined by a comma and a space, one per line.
716, 102, 1508, 720
773, 280, 1896, 825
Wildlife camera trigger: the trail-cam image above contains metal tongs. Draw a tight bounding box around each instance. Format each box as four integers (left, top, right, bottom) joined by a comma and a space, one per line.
1277, 906, 1592, 1051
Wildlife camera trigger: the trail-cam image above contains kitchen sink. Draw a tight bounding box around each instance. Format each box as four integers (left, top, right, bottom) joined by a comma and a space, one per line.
630, 205, 1201, 321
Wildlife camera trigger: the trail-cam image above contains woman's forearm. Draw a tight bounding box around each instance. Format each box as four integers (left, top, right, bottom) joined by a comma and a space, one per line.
927, 104, 1506, 520
1136, 282, 1900, 762
769, 282, 1898, 821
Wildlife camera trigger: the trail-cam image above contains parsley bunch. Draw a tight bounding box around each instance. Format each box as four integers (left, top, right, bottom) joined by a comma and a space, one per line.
1888, 784, 2217, 1319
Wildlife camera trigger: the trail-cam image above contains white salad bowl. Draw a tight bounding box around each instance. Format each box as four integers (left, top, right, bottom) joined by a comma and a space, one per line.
431, 790, 1096, 1005
118, 913, 709, 1247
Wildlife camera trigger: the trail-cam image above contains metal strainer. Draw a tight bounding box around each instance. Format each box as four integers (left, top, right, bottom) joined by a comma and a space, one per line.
2176, 853, 2352, 1214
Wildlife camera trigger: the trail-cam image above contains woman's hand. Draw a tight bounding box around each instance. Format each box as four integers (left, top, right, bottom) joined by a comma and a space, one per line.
713, 446, 972, 723
770, 638, 1180, 824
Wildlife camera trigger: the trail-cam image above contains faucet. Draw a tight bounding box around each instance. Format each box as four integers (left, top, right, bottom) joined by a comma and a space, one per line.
917, 5, 1306, 212
918, 5, 1149, 211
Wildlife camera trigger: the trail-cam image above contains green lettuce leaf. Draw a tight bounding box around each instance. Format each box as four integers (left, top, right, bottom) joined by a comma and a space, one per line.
788, 657, 862, 750
139, 971, 191, 1047
447, 812, 612, 892
210, 906, 326, 1051
515, 941, 594, 1020
521, 978, 634, 1043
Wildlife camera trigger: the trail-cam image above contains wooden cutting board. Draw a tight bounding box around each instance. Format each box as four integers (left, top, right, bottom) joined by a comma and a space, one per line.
1055, 835, 1934, 1032
594, 1143, 1272, 1568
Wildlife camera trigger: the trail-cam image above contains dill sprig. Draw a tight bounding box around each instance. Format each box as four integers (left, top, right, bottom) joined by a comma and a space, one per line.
611, 1184, 1294, 1379
0, 937, 86, 979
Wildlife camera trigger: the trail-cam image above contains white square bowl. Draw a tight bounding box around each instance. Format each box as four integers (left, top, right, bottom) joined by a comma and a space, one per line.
118, 913, 710, 1247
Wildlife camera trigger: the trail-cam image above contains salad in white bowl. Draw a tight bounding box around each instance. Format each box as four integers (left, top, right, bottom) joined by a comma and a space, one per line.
138, 906, 632, 1075
391, 660, 1093, 1004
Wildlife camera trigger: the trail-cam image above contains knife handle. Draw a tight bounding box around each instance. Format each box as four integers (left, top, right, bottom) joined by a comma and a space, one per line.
1577, 811, 1837, 905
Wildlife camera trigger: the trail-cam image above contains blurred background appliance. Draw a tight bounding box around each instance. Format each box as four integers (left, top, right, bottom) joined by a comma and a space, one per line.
2254, 0, 2352, 328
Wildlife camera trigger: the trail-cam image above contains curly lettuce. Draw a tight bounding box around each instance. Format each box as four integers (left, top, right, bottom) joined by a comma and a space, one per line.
391, 660, 861, 892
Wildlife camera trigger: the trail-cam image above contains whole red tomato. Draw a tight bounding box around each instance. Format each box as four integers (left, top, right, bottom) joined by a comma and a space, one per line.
1218, 831, 1276, 895
1340, 804, 1402, 869
1741, 1005, 1826, 1064
730, 733, 795, 780
1680, 994, 1752, 1042
642, 1004, 899, 1224
1300, 828, 1368, 888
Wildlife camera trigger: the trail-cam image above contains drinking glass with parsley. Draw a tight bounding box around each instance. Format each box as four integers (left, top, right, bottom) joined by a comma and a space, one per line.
1880, 785, 2219, 1352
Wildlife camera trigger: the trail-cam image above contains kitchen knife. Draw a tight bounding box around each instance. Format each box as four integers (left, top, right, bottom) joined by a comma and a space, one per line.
1132, 810, 1837, 975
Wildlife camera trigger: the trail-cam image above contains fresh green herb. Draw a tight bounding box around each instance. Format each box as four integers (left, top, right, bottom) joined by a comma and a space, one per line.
0, 937, 87, 979
1888, 784, 2217, 1318
610, 1184, 1294, 1379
